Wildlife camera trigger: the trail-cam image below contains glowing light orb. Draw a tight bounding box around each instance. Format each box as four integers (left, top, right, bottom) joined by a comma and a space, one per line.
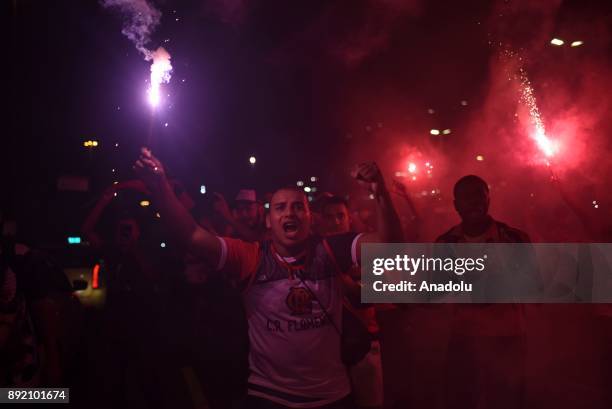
570, 41, 583, 47
430, 129, 440, 135
249, 156, 256, 164
408, 163, 417, 173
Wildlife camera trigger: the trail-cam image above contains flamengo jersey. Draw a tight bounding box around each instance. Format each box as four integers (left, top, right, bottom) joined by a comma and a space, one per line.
217, 233, 361, 408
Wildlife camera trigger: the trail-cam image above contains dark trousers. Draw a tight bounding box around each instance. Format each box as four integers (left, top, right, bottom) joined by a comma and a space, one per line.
445, 335, 526, 409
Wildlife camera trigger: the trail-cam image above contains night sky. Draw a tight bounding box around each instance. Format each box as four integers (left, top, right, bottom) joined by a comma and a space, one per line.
5, 0, 612, 245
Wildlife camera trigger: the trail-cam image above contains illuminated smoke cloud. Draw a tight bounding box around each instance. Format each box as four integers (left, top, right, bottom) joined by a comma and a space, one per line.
101, 0, 172, 107
100, 0, 161, 58
459, 0, 612, 240
338, 0, 611, 241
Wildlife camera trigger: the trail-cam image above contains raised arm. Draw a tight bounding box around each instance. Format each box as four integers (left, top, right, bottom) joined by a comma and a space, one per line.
392, 179, 419, 221
133, 148, 222, 265
351, 162, 403, 252
82, 180, 151, 248
82, 186, 116, 248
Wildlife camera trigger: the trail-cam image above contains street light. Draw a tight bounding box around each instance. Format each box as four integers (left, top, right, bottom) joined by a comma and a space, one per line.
550, 38, 564, 46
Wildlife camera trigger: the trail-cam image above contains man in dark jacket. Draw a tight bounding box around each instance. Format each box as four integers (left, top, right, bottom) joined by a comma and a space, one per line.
436, 175, 529, 409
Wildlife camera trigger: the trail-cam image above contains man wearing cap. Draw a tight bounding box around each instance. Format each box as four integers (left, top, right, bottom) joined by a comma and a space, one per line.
212, 189, 265, 242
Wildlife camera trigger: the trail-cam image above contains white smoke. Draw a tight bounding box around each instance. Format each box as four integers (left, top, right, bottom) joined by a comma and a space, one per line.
101, 0, 172, 107
100, 0, 161, 59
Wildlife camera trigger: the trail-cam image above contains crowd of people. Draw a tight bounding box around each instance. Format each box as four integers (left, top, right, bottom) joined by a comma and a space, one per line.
1, 147, 611, 409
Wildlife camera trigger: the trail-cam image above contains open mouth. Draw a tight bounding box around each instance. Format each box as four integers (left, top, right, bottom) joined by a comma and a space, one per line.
282, 221, 299, 234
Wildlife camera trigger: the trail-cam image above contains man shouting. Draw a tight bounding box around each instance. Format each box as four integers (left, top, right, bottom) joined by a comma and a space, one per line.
134, 148, 402, 408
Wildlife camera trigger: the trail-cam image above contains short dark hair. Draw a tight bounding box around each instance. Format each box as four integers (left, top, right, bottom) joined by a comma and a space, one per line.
321, 195, 349, 213
272, 186, 307, 197
270, 186, 309, 207
453, 175, 489, 198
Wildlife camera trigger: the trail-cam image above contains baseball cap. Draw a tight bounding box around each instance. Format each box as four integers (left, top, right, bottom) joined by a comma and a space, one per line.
235, 189, 257, 203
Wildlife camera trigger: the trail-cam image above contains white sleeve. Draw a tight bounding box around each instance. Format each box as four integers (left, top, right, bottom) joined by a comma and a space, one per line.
351, 233, 365, 266
216, 236, 228, 271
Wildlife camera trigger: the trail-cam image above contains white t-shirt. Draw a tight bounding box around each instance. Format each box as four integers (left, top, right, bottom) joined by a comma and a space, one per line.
217, 234, 360, 407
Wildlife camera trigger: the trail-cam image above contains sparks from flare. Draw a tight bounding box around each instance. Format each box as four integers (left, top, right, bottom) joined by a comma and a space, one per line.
518, 67, 557, 158
396, 157, 434, 181
147, 47, 173, 108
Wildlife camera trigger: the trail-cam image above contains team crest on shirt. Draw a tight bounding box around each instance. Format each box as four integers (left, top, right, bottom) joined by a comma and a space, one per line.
286, 286, 313, 315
